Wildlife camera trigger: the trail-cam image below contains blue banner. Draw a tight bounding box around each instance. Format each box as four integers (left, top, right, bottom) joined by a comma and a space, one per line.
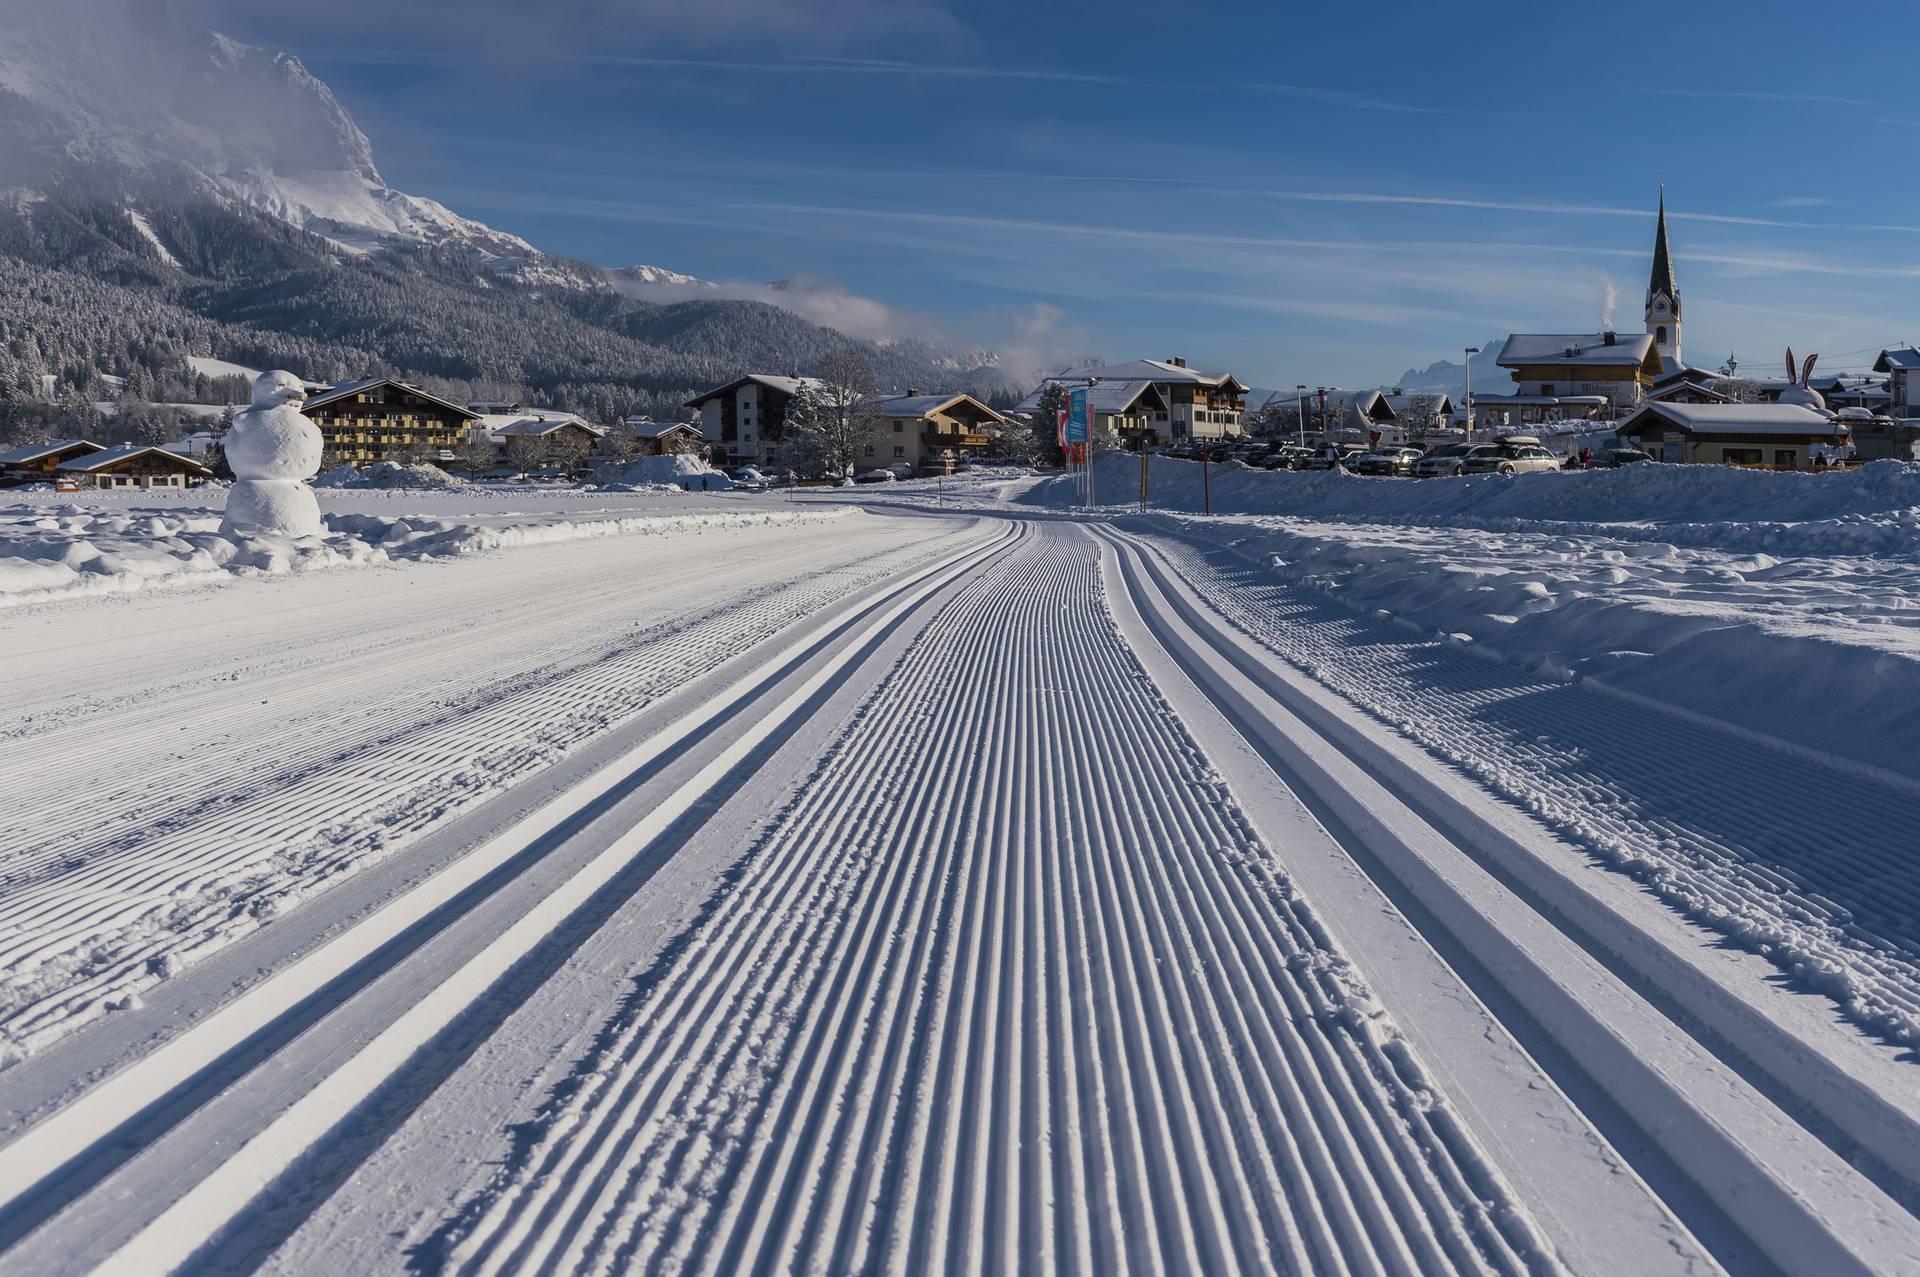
1066, 388, 1090, 443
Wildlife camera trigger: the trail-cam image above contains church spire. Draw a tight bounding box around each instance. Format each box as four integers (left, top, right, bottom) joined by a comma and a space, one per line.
1648, 187, 1680, 319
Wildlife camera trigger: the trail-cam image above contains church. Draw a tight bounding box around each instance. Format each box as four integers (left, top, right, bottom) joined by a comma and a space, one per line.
1478, 193, 1707, 430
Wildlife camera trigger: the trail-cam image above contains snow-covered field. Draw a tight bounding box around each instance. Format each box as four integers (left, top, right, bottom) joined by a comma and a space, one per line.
0, 483, 827, 606
1, 470, 1917, 1274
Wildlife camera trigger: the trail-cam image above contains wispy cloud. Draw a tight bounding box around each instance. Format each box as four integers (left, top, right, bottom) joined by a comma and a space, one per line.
300, 45, 1447, 113
1638, 86, 1891, 109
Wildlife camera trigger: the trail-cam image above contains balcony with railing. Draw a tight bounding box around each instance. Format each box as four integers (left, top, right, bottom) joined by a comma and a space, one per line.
923, 429, 991, 448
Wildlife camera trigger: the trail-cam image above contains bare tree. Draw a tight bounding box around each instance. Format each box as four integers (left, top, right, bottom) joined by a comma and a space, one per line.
504, 432, 548, 474
777, 350, 882, 482
546, 429, 592, 476
598, 422, 641, 465
455, 429, 497, 477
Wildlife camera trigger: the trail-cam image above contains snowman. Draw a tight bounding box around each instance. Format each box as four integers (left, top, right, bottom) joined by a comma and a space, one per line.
221, 370, 325, 539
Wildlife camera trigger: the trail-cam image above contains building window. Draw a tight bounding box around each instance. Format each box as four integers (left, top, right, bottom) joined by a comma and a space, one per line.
893, 421, 903, 432
1657, 326, 1668, 345
893, 446, 905, 458
1723, 447, 1763, 465
864, 444, 875, 456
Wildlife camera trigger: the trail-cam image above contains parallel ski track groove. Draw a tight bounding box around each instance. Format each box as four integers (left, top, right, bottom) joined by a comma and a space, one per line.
445, 523, 1546, 1276
1121, 522, 1920, 1046
0, 523, 962, 1055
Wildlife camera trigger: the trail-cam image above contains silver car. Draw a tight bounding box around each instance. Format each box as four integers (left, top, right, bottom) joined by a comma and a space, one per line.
1411, 442, 1500, 477
1462, 437, 1564, 475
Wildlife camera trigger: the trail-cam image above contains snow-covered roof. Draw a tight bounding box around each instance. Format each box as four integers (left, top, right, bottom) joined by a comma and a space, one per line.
304, 377, 478, 418
475, 408, 601, 441
1874, 346, 1920, 372
1047, 359, 1247, 393
1012, 379, 1165, 416
856, 392, 1007, 423
1497, 332, 1655, 367
1621, 402, 1848, 438
54, 443, 212, 473
0, 438, 102, 466
685, 374, 828, 407
491, 417, 605, 439
623, 418, 705, 439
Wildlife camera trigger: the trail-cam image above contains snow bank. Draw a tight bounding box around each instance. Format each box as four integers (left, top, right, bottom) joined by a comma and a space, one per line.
1025, 453, 1920, 557
1166, 515, 1920, 788
0, 502, 850, 608
594, 453, 733, 491
314, 460, 466, 489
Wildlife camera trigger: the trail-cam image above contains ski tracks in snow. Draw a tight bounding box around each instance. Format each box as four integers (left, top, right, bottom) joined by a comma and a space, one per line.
445, 524, 1549, 1277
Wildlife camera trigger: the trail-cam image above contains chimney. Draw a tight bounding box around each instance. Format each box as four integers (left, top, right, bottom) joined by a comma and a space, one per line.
1603, 331, 1617, 346
906, 387, 920, 396
1168, 356, 1187, 368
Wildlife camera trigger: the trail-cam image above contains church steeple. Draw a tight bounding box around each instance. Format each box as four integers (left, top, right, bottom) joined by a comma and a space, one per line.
1646, 187, 1682, 369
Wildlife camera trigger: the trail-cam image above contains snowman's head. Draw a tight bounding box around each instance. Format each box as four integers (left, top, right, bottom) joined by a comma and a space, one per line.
251, 370, 308, 408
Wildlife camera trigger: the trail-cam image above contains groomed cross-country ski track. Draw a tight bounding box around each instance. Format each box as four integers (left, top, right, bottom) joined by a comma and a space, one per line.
2, 493, 1919, 1275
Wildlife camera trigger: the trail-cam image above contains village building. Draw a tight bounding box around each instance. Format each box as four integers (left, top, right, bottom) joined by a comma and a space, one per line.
471, 406, 604, 467
302, 378, 480, 465
1874, 347, 1920, 420
854, 392, 1007, 474
1034, 358, 1248, 445
53, 442, 212, 489
0, 439, 106, 485
1009, 379, 1168, 447
1617, 402, 1848, 468
685, 374, 827, 467
1493, 331, 1660, 417
621, 419, 709, 457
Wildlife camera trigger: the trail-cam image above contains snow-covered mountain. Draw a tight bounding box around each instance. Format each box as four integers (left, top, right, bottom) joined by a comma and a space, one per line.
0, 10, 609, 286
611, 265, 712, 289
1391, 340, 1508, 395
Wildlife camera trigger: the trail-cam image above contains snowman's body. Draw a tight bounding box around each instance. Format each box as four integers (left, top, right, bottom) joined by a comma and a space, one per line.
222, 370, 325, 538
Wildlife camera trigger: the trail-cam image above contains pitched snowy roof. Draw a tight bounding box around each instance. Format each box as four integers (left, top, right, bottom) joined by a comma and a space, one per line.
1620, 402, 1847, 438
304, 377, 478, 418
491, 416, 605, 439
1497, 332, 1655, 367
684, 374, 828, 407
623, 418, 705, 439
1048, 359, 1247, 393
856, 392, 1007, 423
54, 443, 212, 473
1874, 346, 1920, 372
1012, 379, 1165, 416
0, 438, 103, 466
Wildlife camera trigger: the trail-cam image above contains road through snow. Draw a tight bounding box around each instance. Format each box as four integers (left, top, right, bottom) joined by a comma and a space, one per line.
1, 498, 1918, 1275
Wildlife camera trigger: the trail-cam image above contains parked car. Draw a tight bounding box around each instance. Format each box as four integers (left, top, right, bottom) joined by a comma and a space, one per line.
853, 469, 898, 484
1304, 443, 1371, 471
727, 467, 769, 491
1347, 447, 1423, 477
1413, 442, 1498, 477
1592, 446, 1653, 467
1462, 436, 1563, 475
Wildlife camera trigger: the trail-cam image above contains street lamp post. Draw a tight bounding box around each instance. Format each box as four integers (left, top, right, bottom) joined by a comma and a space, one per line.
1463, 347, 1479, 442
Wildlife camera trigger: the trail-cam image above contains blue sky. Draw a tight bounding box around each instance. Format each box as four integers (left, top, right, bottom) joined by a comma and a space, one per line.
214, 0, 1918, 388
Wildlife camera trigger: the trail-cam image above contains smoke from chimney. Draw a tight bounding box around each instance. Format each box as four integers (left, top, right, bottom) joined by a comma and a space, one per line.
1600, 275, 1618, 331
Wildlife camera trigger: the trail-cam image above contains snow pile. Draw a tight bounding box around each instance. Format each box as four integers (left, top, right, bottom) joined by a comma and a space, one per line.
0, 502, 849, 608
594, 453, 733, 491
1025, 453, 1920, 556
314, 461, 467, 489
1170, 515, 1920, 787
